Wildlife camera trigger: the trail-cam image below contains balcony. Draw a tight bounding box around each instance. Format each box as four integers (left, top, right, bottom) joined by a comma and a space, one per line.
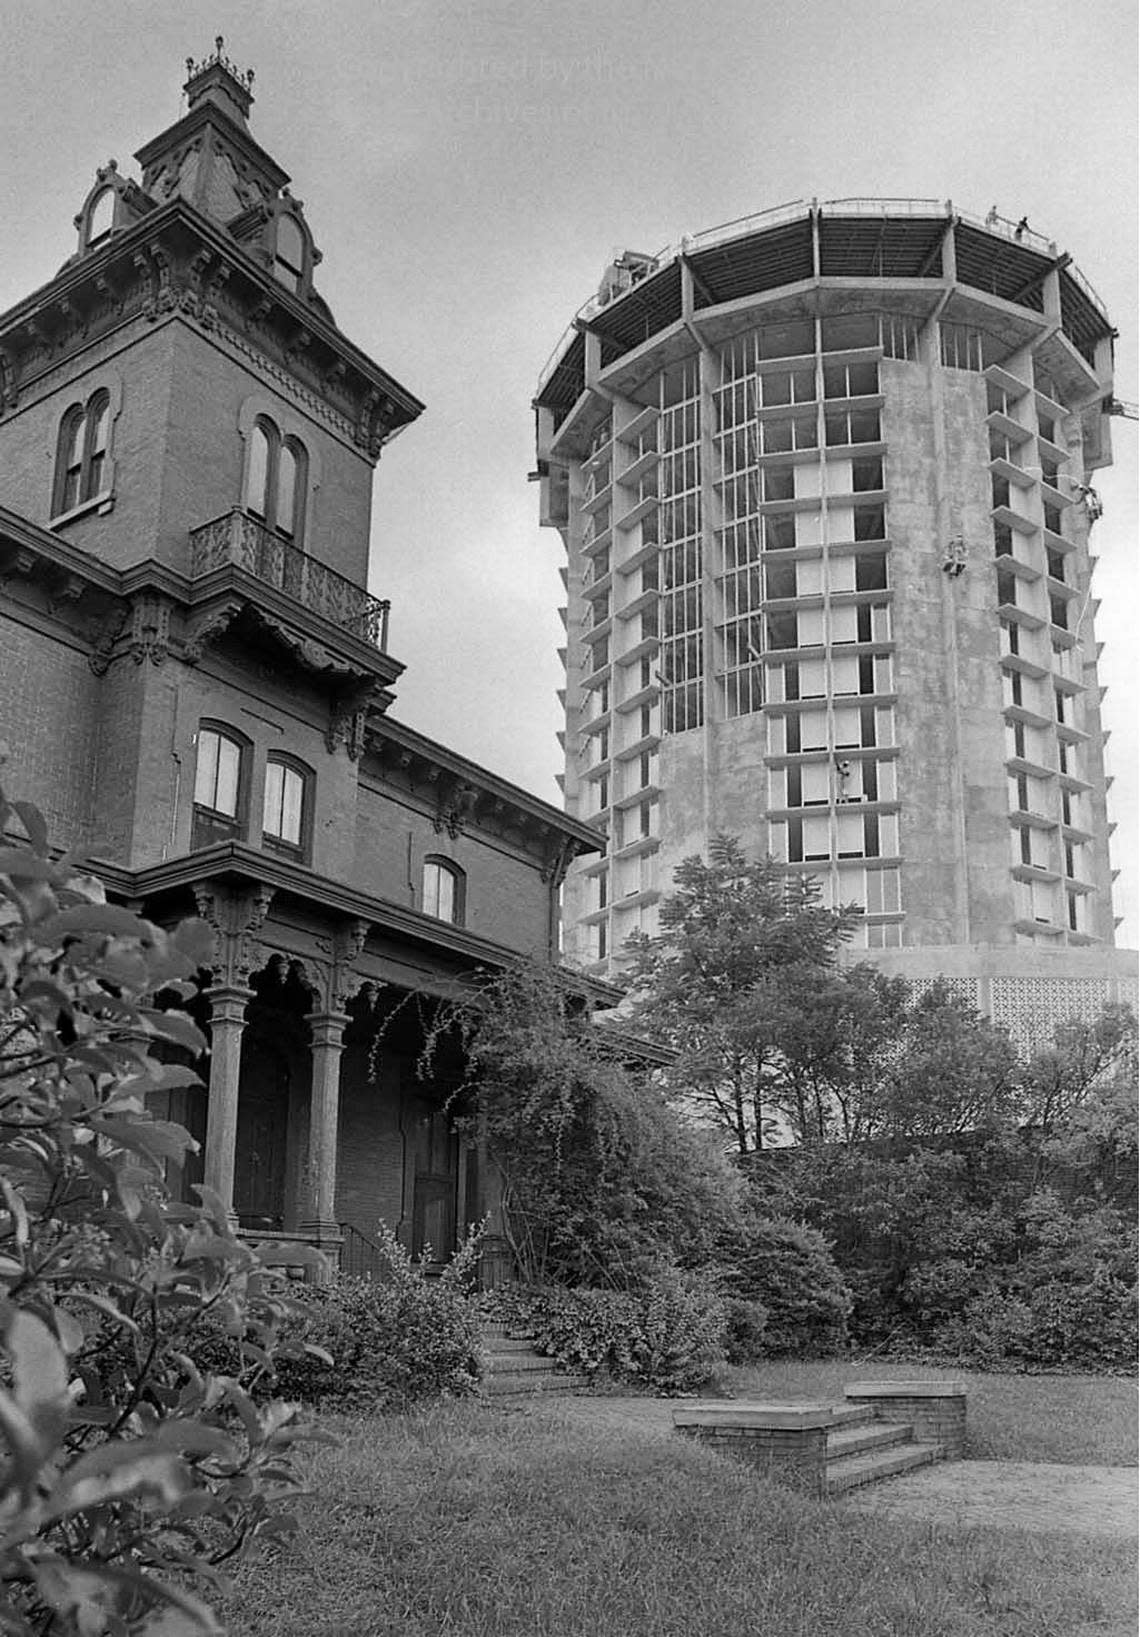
189, 509, 391, 650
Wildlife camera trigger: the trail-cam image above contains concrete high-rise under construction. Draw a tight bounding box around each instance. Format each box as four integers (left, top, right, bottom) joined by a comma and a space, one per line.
533, 199, 1136, 1042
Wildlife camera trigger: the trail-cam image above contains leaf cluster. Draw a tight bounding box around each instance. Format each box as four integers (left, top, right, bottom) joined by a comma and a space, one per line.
0, 791, 326, 1637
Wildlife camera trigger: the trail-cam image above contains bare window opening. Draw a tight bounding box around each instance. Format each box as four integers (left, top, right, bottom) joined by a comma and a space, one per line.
763, 466, 795, 502
766, 613, 798, 651
853, 504, 886, 542
764, 515, 797, 551
87, 188, 115, 248
820, 315, 878, 352
855, 554, 888, 592
765, 562, 798, 600
852, 457, 883, 492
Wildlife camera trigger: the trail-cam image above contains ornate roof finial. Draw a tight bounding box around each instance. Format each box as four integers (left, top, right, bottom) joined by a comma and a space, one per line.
183, 36, 256, 122
185, 35, 255, 94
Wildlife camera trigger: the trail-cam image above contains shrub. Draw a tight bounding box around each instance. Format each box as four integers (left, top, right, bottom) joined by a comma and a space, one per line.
0, 790, 318, 1637
528, 1271, 727, 1392
718, 1216, 851, 1356
927, 1194, 1138, 1373
261, 1226, 483, 1411
722, 1297, 768, 1365
406, 962, 747, 1289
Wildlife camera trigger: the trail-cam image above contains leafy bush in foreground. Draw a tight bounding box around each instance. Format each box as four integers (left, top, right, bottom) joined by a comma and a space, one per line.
0, 792, 320, 1636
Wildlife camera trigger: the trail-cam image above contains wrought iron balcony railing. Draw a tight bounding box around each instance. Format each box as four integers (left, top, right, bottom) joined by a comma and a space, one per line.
189, 509, 390, 650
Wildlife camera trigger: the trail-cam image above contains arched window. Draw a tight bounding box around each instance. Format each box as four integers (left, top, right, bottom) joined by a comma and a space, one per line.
53, 390, 112, 518
243, 416, 307, 544
262, 755, 312, 859
422, 858, 465, 925
273, 215, 305, 293
87, 188, 115, 249
191, 724, 249, 849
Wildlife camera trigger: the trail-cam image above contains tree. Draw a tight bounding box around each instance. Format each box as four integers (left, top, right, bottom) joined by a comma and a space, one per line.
1019, 1003, 1137, 1137
622, 838, 860, 1152
856, 979, 1021, 1140
752, 963, 910, 1144
406, 960, 744, 1287
0, 791, 320, 1637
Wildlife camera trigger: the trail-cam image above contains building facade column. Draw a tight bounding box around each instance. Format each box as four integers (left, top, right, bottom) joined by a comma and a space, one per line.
202, 984, 253, 1226
300, 1010, 349, 1246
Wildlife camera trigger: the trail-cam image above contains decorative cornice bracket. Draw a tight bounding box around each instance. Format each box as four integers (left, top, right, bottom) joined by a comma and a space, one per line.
193, 882, 275, 986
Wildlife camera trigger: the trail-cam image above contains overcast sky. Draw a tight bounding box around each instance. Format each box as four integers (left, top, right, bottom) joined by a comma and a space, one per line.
2, 0, 1136, 945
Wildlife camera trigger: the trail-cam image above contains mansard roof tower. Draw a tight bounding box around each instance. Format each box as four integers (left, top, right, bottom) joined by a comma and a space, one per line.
0, 47, 606, 1266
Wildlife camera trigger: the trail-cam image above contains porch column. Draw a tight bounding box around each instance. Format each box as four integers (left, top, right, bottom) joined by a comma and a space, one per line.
203, 985, 253, 1227
300, 1011, 349, 1247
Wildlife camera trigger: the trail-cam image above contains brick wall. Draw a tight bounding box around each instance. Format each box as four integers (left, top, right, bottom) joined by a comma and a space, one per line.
354, 780, 554, 955
0, 613, 98, 845
0, 316, 375, 584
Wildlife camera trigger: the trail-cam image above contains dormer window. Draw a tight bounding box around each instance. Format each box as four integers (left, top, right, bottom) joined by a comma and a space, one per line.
273, 215, 305, 294
87, 188, 115, 249
244, 416, 308, 544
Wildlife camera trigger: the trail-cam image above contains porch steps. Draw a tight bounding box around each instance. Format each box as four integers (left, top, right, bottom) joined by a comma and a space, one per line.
817, 1404, 942, 1492
478, 1325, 590, 1398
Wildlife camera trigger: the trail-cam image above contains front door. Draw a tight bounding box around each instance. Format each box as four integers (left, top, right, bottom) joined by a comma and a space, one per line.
234, 1094, 287, 1228
405, 1097, 458, 1266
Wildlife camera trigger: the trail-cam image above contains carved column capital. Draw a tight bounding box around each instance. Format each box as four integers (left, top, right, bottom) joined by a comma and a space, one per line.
193, 882, 275, 986
318, 918, 371, 1012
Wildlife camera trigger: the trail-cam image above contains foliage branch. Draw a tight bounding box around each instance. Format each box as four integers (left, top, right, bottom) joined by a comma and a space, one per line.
0, 791, 326, 1637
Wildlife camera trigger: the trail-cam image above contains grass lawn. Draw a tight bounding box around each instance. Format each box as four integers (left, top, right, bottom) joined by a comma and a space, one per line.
222, 1387, 1137, 1637
722, 1360, 1139, 1466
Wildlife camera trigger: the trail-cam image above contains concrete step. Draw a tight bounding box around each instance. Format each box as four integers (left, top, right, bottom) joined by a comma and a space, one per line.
826, 1441, 942, 1495
827, 1403, 877, 1429
480, 1335, 544, 1355
827, 1420, 914, 1460
481, 1352, 560, 1374
482, 1369, 591, 1397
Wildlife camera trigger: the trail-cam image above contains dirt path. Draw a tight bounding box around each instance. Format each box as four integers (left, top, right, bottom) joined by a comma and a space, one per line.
537, 1395, 1138, 1536
844, 1459, 1137, 1535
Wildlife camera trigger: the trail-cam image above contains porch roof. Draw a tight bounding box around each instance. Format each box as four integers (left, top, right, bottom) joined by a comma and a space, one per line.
94, 842, 623, 1006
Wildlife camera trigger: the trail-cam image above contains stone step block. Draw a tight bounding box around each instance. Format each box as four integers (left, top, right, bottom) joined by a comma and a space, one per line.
482, 1370, 590, 1397
483, 1352, 559, 1374
480, 1335, 545, 1355
827, 1403, 878, 1429
826, 1441, 943, 1495
826, 1420, 914, 1460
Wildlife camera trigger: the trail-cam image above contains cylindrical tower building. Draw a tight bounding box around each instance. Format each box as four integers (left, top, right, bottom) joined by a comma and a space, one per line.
534, 199, 1135, 1032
